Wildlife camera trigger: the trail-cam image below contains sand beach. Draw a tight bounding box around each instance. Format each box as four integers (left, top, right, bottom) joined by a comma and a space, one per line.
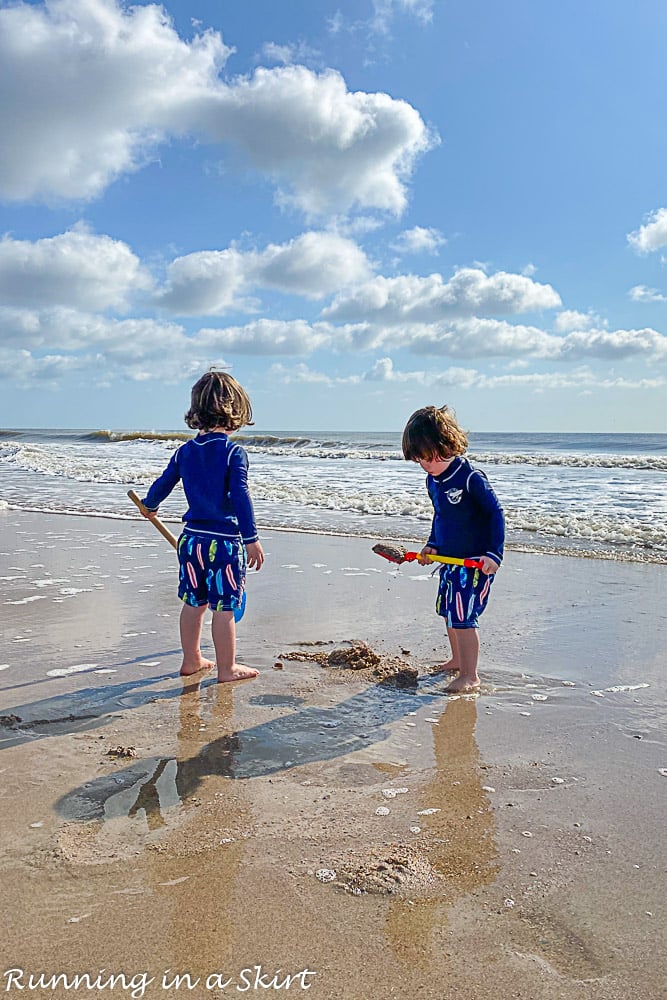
1, 508, 666, 999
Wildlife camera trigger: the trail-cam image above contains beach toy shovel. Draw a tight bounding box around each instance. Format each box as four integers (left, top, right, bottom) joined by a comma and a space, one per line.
127, 489, 247, 622
127, 489, 178, 548
372, 542, 484, 570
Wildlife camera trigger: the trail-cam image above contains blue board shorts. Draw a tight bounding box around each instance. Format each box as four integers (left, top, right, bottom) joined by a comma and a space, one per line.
177, 531, 246, 617
435, 564, 494, 629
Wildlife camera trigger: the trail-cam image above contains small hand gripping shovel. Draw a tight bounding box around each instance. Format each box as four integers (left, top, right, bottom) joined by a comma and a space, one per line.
372, 542, 484, 570
127, 489, 178, 549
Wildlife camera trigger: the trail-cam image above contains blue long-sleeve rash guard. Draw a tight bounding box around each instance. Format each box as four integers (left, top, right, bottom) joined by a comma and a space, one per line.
426, 456, 505, 565
142, 432, 258, 543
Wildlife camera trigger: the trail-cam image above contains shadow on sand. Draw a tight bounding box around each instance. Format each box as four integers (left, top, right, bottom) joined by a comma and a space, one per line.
54, 674, 451, 825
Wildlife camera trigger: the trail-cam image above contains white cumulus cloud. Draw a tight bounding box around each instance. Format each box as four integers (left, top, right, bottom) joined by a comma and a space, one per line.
0, 227, 150, 311
0, 0, 233, 202
0, 348, 85, 383
560, 326, 667, 360
0, 308, 213, 384
158, 250, 252, 316
323, 268, 561, 323
0, 1, 433, 215
553, 310, 601, 333
193, 65, 434, 217
255, 232, 372, 298
390, 226, 446, 255
158, 232, 372, 315
627, 208, 667, 253
405, 318, 561, 359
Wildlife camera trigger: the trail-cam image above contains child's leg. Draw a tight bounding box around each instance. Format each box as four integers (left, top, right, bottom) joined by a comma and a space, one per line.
433, 626, 461, 674
211, 609, 258, 683
179, 603, 215, 676
445, 627, 480, 692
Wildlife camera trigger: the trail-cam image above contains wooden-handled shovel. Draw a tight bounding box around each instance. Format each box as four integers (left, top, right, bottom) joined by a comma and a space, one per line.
127, 489, 178, 549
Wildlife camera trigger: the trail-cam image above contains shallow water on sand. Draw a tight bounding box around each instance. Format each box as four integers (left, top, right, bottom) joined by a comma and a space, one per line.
1, 511, 666, 1000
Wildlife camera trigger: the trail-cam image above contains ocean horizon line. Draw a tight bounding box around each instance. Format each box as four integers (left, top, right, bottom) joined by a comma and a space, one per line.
2, 425, 667, 438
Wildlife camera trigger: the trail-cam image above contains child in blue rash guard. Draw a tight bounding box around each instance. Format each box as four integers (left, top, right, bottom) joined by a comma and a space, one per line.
402, 405, 505, 693
141, 370, 264, 684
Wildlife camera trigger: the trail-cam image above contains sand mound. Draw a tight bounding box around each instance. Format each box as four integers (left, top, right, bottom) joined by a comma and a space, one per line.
331, 843, 444, 897
280, 640, 418, 687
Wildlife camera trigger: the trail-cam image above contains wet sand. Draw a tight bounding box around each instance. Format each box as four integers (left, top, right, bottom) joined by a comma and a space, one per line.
1, 508, 666, 999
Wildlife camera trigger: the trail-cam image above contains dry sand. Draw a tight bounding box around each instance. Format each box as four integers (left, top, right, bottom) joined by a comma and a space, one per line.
1, 508, 666, 999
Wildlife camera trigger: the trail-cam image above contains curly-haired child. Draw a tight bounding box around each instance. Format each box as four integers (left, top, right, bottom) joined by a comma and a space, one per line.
402, 405, 505, 692
141, 370, 264, 683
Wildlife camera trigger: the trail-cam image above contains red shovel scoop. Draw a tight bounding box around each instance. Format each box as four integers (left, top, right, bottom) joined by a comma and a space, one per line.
372, 542, 484, 570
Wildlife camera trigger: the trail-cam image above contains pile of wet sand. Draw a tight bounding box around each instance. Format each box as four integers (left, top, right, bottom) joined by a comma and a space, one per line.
278, 640, 419, 687
328, 843, 444, 897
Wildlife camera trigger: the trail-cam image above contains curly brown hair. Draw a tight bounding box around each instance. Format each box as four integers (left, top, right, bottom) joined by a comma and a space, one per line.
401, 405, 468, 461
184, 370, 254, 432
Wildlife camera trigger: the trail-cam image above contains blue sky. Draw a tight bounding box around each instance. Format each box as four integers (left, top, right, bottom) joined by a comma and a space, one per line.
2, 0, 667, 431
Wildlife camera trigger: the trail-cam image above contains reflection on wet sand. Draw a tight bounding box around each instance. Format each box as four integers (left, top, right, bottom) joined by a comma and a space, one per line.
386, 696, 499, 967
54, 677, 246, 861
154, 680, 249, 976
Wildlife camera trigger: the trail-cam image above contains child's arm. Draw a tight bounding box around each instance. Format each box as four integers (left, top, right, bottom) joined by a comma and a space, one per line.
425, 476, 438, 549
142, 451, 181, 512
468, 472, 505, 567
227, 445, 259, 544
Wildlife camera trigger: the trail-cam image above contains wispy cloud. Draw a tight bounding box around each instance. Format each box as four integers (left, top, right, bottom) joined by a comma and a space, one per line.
371, 0, 434, 35
629, 285, 667, 303
197, 319, 331, 356
271, 356, 666, 392
259, 40, 321, 68
328, 0, 434, 40
270, 362, 340, 385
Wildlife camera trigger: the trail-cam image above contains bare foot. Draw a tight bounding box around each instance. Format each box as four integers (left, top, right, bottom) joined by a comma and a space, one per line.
445, 674, 480, 694
180, 658, 215, 677
430, 660, 460, 676
217, 664, 259, 684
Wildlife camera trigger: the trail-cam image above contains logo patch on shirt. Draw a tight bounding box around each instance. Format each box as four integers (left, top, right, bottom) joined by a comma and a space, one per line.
445, 488, 463, 504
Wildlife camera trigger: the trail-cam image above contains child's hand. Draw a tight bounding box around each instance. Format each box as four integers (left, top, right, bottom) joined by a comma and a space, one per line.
479, 556, 500, 575
246, 541, 265, 570
418, 545, 438, 566
141, 505, 158, 520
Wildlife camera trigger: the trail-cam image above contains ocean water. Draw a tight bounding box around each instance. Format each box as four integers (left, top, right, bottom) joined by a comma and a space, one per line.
1, 428, 666, 563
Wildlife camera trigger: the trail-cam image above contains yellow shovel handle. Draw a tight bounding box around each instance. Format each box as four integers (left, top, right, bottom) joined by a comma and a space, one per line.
425, 554, 484, 569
